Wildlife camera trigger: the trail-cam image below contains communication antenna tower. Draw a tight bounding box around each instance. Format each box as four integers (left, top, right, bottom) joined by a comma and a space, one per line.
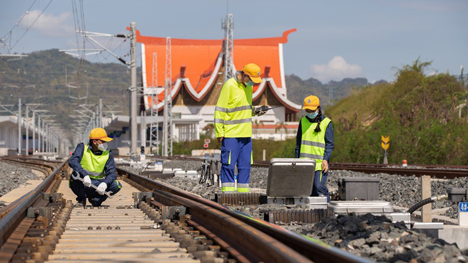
223, 14, 234, 81
149, 52, 159, 155
163, 37, 173, 156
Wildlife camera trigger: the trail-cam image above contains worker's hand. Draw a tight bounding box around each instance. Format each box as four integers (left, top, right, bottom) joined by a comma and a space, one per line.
96, 183, 107, 195
83, 176, 92, 187
322, 160, 329, 173
217, 137, 224, 143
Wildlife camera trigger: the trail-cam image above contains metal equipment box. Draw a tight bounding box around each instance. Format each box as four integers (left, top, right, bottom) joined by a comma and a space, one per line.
338, 177, 380, 200
328, 201, 393, 215
266, 158, 316, 197
448, 188, 468, 202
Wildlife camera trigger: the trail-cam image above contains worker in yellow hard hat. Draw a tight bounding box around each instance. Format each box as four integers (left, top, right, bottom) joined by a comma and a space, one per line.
214, 63, 268, 193
69, 128, 122, 207
295, 95, 334, 202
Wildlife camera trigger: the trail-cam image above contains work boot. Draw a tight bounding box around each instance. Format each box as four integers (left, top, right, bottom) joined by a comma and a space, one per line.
74, 199, 86, 208
88, 198, 102, 207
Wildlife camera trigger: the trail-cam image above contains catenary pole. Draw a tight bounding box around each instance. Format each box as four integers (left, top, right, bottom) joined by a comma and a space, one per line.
130, 22, 137, 159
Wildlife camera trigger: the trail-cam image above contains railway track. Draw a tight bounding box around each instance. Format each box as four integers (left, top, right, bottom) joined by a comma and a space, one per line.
0, 157, 370, 263
150, 155, 468, 179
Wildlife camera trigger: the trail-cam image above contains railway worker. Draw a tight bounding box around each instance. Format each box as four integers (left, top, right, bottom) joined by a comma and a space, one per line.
214, 63, 266, 193
69, 128, 122, 207
295, 95, 334, 202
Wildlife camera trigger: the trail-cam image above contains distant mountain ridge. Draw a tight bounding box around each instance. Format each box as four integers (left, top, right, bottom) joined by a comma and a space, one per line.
285, 74, 384, 107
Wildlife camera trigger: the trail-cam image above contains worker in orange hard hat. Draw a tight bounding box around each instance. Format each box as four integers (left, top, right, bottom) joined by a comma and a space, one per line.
214, 63, 269, 193
69, 128, 122, 208
295, 95, 334, 202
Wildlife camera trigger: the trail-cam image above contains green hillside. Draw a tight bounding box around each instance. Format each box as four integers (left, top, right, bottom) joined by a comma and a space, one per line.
326, 60, 468, 165
285, 74, 372, 107
0, 49, 132, 135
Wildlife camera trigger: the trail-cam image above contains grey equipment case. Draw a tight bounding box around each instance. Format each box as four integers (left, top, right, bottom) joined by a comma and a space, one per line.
266, 158, 316, 197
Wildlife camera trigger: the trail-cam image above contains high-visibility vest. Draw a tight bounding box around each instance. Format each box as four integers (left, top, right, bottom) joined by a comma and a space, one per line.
214, 77, 253, 138
80, 145, 109, 179
299, 117, 331, 171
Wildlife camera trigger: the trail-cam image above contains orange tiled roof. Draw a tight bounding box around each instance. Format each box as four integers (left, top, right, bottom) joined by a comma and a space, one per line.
136, 29, 299, 111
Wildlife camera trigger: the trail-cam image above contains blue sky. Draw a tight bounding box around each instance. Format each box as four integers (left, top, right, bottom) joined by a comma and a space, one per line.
1, 0, 467, 83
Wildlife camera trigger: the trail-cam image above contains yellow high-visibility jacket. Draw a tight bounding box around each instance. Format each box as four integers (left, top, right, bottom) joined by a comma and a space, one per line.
80, 145, 109, 179
214, 77, 253, 138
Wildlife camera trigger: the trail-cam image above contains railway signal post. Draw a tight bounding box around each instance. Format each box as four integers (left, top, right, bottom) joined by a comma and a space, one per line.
381, 135, 390, 164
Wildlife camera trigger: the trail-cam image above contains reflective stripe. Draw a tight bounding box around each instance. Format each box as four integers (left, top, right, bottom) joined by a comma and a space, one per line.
84, 169, 104, 179
224, 118, 252, 125
237, 183, 249, 188
215, 105, 252, 113
222, 183, 235, 187
215, 118, 252, 125
301, 140, 325, 148
115, 180, 122, 189
222, 187, 236, 192
237, 187, 249, 193
300, 153, 324, 160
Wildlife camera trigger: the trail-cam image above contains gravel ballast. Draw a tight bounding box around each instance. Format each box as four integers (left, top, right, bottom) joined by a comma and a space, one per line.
0, 160, 41, 208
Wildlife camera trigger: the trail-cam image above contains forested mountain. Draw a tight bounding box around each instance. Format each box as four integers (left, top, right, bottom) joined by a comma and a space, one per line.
0, 49, 133, 134
285, 74, 378, 107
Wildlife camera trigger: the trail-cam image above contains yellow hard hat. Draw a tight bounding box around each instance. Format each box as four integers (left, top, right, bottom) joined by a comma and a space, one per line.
303, 95, 320, 111
89, 128, 113, 142
242, 63, 263, 84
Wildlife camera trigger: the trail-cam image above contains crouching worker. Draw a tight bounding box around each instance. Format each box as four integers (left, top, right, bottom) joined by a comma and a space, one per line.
69, 128, 122, 207
295, 95, 334, 202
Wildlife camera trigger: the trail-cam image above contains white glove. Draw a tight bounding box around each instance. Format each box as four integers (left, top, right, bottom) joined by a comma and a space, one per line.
83, 176, 92, 187
96, 182, 107, 195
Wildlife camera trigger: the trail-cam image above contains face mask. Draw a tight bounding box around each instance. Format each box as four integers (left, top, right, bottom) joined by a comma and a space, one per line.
245, 80, 254, 86
97, 143, 108, 151
307, 112, 318, 119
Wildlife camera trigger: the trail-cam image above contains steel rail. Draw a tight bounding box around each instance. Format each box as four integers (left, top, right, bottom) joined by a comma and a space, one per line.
145, 156, 468, 178
330, 163, 468, 179
0, 158, 68, 247
117, 167, 372, 263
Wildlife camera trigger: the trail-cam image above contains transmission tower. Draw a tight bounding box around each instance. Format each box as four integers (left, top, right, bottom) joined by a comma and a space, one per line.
223, 14, 234, 81
149, 52, 159, 155
163, 37, 173, 156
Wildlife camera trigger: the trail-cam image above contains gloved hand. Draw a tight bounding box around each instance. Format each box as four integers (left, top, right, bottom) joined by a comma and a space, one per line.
255, 105, 268, 116
83, 176, 92, 187
96, 182, 107, 195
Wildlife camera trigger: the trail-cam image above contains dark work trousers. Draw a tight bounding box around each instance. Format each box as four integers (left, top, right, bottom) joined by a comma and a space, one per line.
312, 170, 330, 202
220, 138, 252, 192
69, 177, 122, 206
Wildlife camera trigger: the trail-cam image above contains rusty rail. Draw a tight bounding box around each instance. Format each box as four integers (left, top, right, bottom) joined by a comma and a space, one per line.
118, 167, 371, 263
0, 158, 68, 247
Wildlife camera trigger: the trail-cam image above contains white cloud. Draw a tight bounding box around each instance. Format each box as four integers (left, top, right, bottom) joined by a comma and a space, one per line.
19, 10, 74, 37
309, 56, 364, 82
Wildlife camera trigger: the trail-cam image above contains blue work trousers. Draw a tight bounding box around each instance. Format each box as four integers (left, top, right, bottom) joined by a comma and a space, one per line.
220, 138, 252, 192
70, 177, 122, 206
312, 170, 330, 202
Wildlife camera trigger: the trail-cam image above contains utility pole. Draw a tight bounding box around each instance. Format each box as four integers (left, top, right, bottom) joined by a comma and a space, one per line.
130, 22, 138, 159
25, 105, 29, 155
17, 98, 21, 155
99, 98, 103, 127
163, 37, 172, 156
223, 14, 234, 81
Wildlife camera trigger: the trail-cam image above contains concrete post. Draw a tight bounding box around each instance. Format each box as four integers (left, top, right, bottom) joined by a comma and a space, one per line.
263, 149, 266, 161
130, 22, 137, 159
25, 106, 29, 155
32, 111, 35, 153
421, 175, 432, 222
17, 98, 21, 155
37, 116, 41, 152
